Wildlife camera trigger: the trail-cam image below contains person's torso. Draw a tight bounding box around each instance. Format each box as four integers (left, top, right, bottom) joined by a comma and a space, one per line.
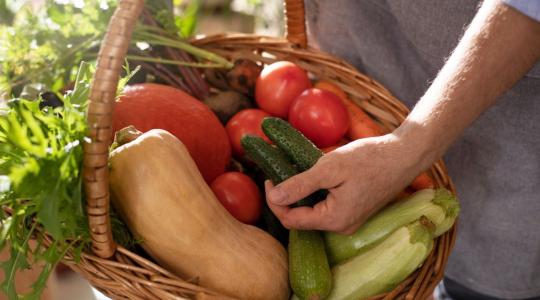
305, 1, 540, 298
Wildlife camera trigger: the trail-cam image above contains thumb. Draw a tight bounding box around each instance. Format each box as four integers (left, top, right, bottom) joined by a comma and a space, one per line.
267, 168, 325, 206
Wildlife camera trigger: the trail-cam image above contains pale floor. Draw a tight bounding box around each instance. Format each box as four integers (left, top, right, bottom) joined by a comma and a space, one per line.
54, 272, 109, 300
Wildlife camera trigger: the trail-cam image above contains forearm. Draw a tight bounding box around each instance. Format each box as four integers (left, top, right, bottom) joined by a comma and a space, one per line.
395, 0, 540, 171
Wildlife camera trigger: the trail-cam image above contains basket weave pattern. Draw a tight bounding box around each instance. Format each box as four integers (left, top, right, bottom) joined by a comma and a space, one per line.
71, 0, 458, 299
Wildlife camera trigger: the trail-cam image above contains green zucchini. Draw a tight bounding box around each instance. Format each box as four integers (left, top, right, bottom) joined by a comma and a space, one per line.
325, 188, 460, 265
326, 217, 435, 300
261, 117, 323, 171
241, 135, 332, 300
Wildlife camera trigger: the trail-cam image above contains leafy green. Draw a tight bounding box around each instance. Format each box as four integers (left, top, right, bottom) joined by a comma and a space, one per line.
143, 0, 200, 38
0, 1, 115, 96
0, 0, 217, 100
0, 65, 90, 298
0, 63, 136, 299
175, 0, 200, 38
0, 0, 14, 25
147, 0, 176, 35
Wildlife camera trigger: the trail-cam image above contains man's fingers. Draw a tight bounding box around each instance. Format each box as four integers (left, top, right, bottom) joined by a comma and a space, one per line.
266, 178, 329, 230
282, 200, 332, 230
282, 205, 328, 230
335, 223, 361, 235
265, 180, 291, 221
267, 200, 291, 224
264, 180, 274, 191
270, 197, 341, 231
267, 167, 331, 206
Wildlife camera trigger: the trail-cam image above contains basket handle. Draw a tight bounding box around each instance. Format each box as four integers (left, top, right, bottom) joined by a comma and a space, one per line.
284, 0, 308, 48
84, 0, 307, 259
84, 0, 144, 258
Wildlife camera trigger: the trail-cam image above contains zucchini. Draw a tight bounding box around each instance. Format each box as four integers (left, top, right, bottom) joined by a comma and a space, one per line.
261, 117, 323, 171
326, 217, 435, 300
241, 135, 332, 300
325, 188, 460, 264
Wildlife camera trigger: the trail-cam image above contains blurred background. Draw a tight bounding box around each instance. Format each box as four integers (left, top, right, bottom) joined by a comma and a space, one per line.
0, 0, 282, 299
0, 0, 284, 99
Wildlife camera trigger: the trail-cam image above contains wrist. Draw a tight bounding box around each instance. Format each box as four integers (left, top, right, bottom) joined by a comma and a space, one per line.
391, 118, 440, 173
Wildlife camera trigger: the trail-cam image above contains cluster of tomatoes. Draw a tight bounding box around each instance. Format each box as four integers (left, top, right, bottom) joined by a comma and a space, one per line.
211, 61, 350, 225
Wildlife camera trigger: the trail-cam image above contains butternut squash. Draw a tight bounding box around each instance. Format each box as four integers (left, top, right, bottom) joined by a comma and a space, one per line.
109, 127, 289, 300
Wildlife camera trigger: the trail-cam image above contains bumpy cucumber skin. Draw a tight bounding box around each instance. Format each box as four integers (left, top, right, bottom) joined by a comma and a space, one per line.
260, 117, 328, 207
241, 135, 297, 184
289, 230, 332, 300
241, 135, 326, 207
262, 117, 324, 171
241, 135, 332, 300
241, 135, 293, 245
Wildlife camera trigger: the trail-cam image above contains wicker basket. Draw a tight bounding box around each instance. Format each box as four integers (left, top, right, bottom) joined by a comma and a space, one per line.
73, 0, 458, 299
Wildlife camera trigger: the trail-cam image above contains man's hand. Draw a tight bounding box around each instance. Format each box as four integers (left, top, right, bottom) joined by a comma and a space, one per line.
265, 133, 421, 234
266, 0, 540, 234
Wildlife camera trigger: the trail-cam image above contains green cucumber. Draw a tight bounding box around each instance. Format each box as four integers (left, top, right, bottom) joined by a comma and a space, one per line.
261, 117, 324, 171
241, 135, 297, 184
261, 117, 328, 205
289, 230, 332, 300
241, 135, 332, 300
240, 135, 323, 207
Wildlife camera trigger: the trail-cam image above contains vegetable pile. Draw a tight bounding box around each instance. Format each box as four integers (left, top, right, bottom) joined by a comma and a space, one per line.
0, 2, 460, 299
240, 116, 459, 300
201, 60, 459, 299
104, 58, 460, 300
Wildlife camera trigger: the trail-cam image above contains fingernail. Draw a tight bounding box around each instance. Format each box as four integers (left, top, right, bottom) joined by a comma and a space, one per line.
268, 187, 286, 204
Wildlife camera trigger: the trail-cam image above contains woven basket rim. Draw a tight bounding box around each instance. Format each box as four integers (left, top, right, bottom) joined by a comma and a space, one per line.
75, 31, 459, 300
75, 0, 459, 299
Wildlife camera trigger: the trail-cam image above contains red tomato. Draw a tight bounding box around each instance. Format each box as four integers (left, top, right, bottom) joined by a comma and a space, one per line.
255, 61, 311, 118
289, 88, 350, 148
226, 109, 271, 157
211, 172, 262, 224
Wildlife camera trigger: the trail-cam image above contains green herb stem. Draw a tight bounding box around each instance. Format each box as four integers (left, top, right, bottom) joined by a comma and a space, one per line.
126, 55, 229, 68
133, 30, 233, 69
